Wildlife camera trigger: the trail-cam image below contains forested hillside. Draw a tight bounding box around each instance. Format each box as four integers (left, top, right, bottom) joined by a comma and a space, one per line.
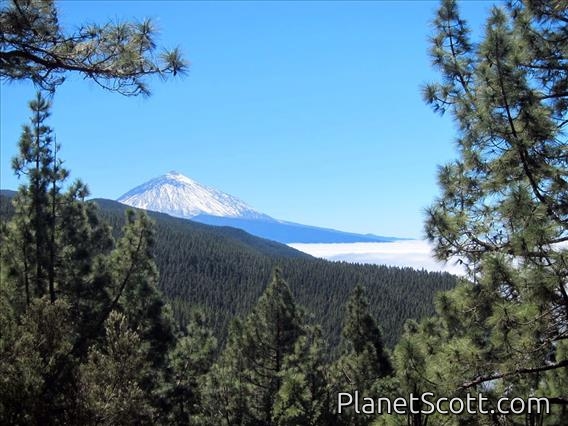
104, 199, 456, 350
1, 193, 456, 349
3, 0, 566, 423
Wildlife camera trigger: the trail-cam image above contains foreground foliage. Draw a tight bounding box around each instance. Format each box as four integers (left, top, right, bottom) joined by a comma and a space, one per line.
0, 94, 174, 422
0, 0, 187, 95
4, 0, 565, 424
381, 0, 568, 424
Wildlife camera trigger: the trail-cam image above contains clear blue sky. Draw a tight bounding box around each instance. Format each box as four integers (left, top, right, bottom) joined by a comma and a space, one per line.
1, 1, 494, 238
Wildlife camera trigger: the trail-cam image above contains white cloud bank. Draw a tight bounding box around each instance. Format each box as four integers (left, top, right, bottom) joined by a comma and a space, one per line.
288, 240, 466, 275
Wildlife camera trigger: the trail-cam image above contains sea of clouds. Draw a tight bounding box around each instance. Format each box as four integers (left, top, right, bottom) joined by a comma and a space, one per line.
288, 240, 466, 275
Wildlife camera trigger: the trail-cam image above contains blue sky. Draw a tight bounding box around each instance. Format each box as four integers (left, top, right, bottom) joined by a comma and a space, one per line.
1, 1, 494, 238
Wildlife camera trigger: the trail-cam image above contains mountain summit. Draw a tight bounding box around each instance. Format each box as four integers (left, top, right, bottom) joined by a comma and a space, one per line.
117, 171, 270, 220
118, 172, 398, 244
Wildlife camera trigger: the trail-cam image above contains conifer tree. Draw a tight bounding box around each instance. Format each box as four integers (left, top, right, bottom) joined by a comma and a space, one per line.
5, 92, 62, 305
2, 93, 115, 321
202, 269, 305, 425
0, 94, 117, 421
0, 94, 176, 422
333, 285, 392, 426
166, 309, 217, 425
273, 327, 333, 426
2, 1, 187, 420
0, 297, 72, 424
199, 318, 250, 426
387, 318, 452, 426
108, 209, 175, 371
238, 269, 305, 425
79, 311, 154, 425
391, 0, 568, 423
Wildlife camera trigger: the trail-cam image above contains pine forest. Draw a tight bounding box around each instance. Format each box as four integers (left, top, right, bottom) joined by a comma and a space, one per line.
1, 0, 567, 424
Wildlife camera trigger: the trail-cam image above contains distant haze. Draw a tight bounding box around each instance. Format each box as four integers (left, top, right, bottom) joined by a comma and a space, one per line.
289, 241, 466, 275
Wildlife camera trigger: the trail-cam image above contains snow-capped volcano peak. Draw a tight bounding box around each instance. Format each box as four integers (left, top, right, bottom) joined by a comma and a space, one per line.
117, 172, 270, 220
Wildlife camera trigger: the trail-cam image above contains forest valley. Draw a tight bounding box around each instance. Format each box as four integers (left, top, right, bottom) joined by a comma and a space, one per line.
1, 0, 567, 425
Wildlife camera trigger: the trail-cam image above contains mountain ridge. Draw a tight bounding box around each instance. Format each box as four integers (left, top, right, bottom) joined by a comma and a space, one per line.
192, 214, 398, 244
117, 172, 400, 244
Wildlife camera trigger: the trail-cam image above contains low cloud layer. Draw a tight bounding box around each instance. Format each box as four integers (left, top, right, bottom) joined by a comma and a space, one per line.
288, 240, 466, 275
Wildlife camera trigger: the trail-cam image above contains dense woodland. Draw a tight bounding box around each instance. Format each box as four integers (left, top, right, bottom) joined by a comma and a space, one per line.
1, 0, 567, 424
1, 192, 457, 351
99, 199, 457, 350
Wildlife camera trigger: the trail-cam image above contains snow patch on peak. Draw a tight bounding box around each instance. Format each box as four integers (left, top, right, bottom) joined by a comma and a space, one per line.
117, 172, 271, 221
165, 171, 193, 183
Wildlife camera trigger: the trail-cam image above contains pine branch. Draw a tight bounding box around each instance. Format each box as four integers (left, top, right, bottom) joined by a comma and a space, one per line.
459, 359, 568, 390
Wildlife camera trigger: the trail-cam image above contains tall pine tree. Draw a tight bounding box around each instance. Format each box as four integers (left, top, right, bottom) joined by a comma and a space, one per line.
388, 0, 568, 423
0, 94, 176, 423
202, 269, 306, 425
333, 285, 392, 426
